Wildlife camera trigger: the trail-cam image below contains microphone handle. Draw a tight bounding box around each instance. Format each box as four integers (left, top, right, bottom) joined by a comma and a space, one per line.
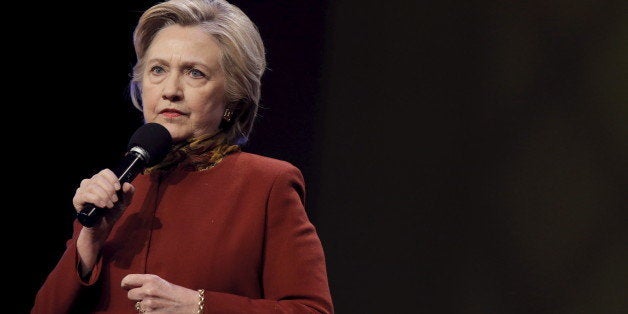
76, 152, 146, 227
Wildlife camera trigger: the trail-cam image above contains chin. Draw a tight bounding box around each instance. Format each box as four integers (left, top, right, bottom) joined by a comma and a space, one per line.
169, 132, 191, 143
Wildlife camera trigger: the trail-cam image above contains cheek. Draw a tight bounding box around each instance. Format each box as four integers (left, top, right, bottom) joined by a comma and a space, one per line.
140, 85, 161, 111
197, 99, 225, 122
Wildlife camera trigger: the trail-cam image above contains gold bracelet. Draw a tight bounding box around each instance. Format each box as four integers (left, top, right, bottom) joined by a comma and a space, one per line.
197, 289, 205, 314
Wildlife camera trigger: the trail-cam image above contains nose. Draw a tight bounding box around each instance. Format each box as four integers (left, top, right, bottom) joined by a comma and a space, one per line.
161, 73, 183, 102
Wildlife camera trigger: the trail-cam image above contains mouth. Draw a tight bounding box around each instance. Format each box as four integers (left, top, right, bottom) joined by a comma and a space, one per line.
159, 108, 186, 118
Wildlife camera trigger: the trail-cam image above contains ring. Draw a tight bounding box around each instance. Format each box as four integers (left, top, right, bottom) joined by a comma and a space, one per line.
135, 301, 145, 312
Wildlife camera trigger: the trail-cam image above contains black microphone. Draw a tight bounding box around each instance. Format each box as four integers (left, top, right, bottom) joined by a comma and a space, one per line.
76, 123, 172, 227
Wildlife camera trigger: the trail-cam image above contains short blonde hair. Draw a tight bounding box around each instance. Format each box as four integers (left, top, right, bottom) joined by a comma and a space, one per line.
130, 0, 266, 145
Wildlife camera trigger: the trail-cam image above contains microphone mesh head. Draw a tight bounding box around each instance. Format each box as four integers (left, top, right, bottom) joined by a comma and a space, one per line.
127, 123, 173, 166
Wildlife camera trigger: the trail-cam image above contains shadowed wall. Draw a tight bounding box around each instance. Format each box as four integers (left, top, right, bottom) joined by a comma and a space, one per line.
317, 1, 628, 313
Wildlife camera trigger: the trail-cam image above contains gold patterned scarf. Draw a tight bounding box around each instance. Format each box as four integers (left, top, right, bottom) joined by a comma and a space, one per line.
145, 132, 240, 174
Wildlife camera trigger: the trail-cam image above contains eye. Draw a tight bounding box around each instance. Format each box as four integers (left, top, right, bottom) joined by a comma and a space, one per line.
187, 68, 206, 79
149, 65, 166, 75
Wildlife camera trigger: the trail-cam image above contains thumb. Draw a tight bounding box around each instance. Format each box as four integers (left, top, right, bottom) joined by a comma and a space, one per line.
120, 273, 147, 290
120, 182, 136, 207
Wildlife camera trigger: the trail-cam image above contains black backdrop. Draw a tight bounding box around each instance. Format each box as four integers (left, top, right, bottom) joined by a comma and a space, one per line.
20, 1, 628, 313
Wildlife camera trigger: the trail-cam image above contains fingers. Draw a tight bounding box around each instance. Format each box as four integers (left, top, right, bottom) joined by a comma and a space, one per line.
121, 273, 150, 291
123, 274, 200, 313
72, 169, 121, 211
124, 275, 161, 313
122, 274, 166, 299
135, 298, 174, 313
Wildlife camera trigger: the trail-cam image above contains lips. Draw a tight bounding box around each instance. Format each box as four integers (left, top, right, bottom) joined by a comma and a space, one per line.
159, 108, 186, 118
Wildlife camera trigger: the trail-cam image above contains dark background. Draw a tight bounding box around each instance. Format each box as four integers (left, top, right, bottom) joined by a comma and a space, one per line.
19, 1, 627, 313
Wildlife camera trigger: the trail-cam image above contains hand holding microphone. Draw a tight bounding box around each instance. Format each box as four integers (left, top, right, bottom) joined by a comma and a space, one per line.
74, 123, 172, 227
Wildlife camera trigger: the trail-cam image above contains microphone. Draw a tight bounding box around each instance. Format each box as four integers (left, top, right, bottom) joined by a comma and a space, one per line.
76, 123, 172, 227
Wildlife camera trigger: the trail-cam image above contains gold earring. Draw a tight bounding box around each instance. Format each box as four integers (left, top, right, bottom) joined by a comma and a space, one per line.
223, 108, 234, 122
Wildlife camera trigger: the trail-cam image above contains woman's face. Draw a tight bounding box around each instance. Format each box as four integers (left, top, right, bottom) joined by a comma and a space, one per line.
141, 24, 226, 142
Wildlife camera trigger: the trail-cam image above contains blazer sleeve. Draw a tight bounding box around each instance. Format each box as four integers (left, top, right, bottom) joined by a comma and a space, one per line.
203, 165, 334, 313
31, 220, 104, 314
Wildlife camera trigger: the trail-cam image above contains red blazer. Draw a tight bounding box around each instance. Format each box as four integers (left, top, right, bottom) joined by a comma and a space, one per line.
32, 152, 333, 313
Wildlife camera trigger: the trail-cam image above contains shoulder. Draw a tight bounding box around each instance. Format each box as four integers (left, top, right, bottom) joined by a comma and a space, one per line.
226, 152, 303, 181
230, 152, 299, 172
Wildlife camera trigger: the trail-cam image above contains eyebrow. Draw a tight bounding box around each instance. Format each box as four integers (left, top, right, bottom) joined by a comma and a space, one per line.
146, 58, 220, 73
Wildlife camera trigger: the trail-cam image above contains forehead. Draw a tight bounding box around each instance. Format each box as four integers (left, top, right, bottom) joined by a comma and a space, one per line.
146, 24, 222, 64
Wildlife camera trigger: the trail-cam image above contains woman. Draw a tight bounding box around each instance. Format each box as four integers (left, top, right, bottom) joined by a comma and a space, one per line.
31, 0, 333, 313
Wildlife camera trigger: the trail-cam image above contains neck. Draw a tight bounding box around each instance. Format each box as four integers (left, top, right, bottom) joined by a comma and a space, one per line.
145, 132, 240, 173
